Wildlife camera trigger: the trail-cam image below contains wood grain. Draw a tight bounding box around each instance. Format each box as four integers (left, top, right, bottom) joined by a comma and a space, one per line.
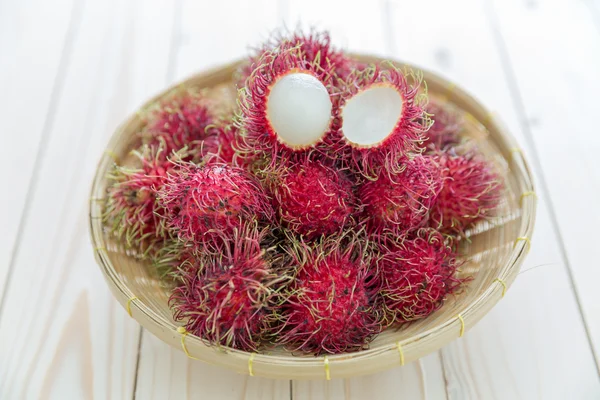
0, 0, 77, 302
490, 0, 600, 371
382, 0, 600, 397
0, 0, 176, 398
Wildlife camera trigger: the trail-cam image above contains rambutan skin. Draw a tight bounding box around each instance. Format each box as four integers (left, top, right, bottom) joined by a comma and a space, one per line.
428, 151, 503, 233
359, 156, 443, 234
271, 160, 357, 239
237, 45, 336, 162
377, 228, 463, 324
337, 64, 430, 178
140, 88, 217, 161
156, 163, 274, 245
237, 29, 354, 87
274, 235, 382, 355
103, 143, 175, 256
423, 100, 462, 150
169, 225, 290, 351
210, 121, 258, 168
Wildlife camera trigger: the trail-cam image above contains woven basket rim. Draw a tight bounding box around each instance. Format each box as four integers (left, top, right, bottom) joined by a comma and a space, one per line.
89, 55, 536, 379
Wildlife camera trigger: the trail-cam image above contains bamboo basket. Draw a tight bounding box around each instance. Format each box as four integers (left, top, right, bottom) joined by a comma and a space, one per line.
89, 55, 536, 380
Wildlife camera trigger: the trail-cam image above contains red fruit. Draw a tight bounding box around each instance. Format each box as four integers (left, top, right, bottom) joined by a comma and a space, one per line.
141, 88, 217, 160
237, 29, 354, 87
213, 122, 239, 164
429, 151, 503, 233
169, 225, 289, 351
275, 235, 382, 354
157, 163, 274, 244
272, 160, 356, 239
423, 100, 462, 150
337, 64, 430, 178
103, 143, 174, 256
211, 121, 257, 167
237, 45, 335, 163
377, 228, 463, 324
359, 156, 443, 233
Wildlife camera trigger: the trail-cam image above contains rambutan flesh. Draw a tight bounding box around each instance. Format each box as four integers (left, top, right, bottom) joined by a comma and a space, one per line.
238, 45, 334, 160
169, 225, 290, 351
423, 100, 462, 150
271, 159, 356, 239
359, 156, 443, 234
157, 162, 274, 245
103, 143, 175, 256
377, 228, 463, 324
338, 64, 430, 177
428, 151, 503, 234
141, 88, 217, 161
275, 235, 382, 355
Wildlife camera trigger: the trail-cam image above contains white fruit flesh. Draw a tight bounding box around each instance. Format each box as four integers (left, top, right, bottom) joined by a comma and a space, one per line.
267, 72, 332, 148
341, 85, 403, 147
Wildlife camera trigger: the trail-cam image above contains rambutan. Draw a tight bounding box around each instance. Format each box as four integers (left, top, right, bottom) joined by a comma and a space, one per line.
237, 45, 335, 162
237, 29, 354, 87
212, 122, 239, 164
169, 224, 290, 351
141, 87, 217, 161
428, 150, 503, 234
423, 100, 462, 150
156, 162, 274, 245
377, 228, 463, 324
337, 64, 430, 177
103, 143, 176, 256
274, 234, 382, 354
359, 156, 443, 234
210, 121, 257, 167
270, 159, 357, 239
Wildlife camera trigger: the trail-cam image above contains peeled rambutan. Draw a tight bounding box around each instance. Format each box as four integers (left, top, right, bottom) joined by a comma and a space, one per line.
274, 234, 382, 354
156, 162, 274, 244
169, 224, 290, 351
141, 87, 217, 160
337, 64, 430, 178
237, 45, 335, 162
270, 159, 357, 239
377, 228, 463, 324
103, 143, 176, 256
423, 100, 462, 150
428, 150, 503, 233
359, 156, 443, 234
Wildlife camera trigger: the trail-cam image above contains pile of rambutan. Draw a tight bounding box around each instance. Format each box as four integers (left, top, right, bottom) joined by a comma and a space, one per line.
102, 28, 504, 355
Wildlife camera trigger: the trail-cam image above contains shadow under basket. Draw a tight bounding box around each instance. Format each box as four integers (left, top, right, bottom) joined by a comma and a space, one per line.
89, 55, 536, 380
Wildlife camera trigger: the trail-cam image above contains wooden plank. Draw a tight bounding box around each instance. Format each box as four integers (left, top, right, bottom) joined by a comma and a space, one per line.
384, 0, 600, 397
135, 333, 291, 400
283, 1, 449, 399
0, 0, 76, 302
0, 1, 176, 398
173, 0, 283, 80
133, 1, 292, 399
490, 0, 600, 370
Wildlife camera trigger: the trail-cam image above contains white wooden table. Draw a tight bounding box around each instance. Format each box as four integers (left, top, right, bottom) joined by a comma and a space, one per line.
1, 0, 599, 398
